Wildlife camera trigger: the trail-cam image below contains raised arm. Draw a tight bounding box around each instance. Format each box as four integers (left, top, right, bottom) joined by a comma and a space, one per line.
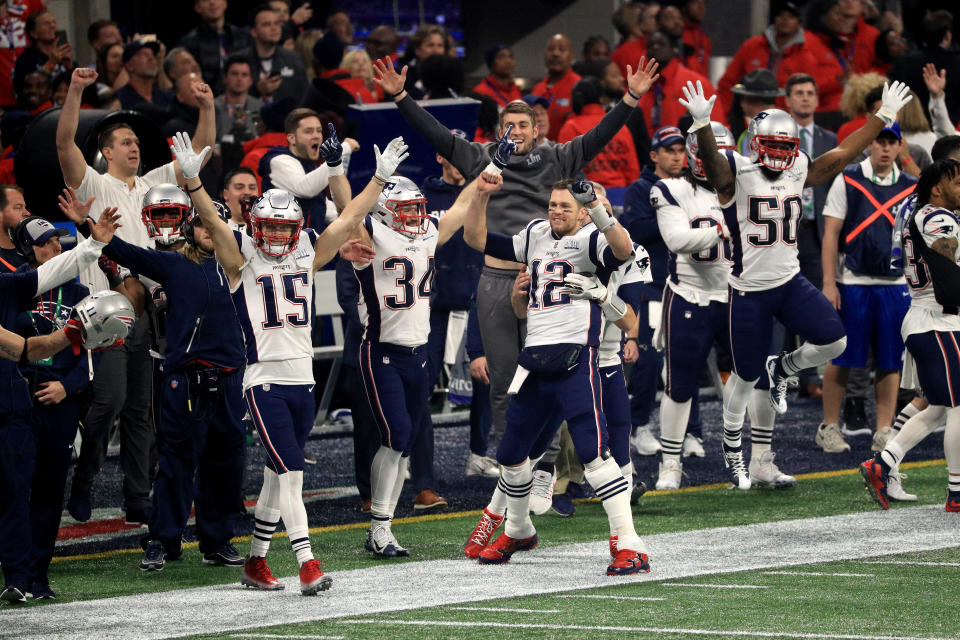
923, 64, 955, 140
170, 132, 244, 283
680, 81, 734, 203
316, 123, 353, 212
568, 181, 633, 261
36, 203, 120, 295
463, 171, 502, 252
173, 82, 217, 184
806, 82, 913, 187
657, 201, 725, 254
57, 68, 98, 189
313, 136, 410, 269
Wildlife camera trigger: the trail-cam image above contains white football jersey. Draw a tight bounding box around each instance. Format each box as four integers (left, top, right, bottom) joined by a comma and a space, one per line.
355, 216, 437, 348
513, 220, 626, 348
231, 230, 317, 391
900, 203, 960, 337
723, 150, 809, 291
652, 176, 730, 304
599, 245, 652, 367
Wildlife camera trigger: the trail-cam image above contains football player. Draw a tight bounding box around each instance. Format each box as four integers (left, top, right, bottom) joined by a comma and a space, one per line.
861, 159, 960, 512
679, 80, 914, 489
464, 173, 649, 576
171, 128, 406, 595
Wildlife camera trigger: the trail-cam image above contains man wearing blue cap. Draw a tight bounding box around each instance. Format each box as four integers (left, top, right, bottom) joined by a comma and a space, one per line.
818, 122, 918, 454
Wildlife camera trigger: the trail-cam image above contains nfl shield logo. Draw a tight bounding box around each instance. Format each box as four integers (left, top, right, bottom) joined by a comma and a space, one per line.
170, 380, 178, 389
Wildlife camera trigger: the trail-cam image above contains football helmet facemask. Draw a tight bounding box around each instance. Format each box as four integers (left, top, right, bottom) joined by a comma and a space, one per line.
248, 189, 304, 257
141, 184, 190, 246
373, 176, 429, 239
747, 109, 801, 172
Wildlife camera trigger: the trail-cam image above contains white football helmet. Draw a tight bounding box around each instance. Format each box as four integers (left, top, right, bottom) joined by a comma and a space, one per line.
72, 291, 136, 351
686, 121, 736, 180
373, 176, 428, 239
747, 108, 801, 171
248, 189, 304, 257
141, 184, 190, 246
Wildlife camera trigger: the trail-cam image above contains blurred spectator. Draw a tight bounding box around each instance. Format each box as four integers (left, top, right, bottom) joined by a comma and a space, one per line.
806, 0, 883, 77
718, 1, 834, 112
581, 35, 611, 64
419, 53, 463, 99
326, 10, 353, 45
51, 70, 68, 106
837, 73, 886, 142
899, 91, 936, 155
86, 19, 122, 63
162, 72, 206, 137
95, 42, 127, 91
301, 30, 355, 116
657, 6, 686, 51
115, 40, 172, 110
679, 0, 710, 77
12, 9, 72, 100
521, 93, 550, 145
923, 63, 957, 140
365, 25, 399, 63
610, 2, 649, 81
470, 44, 521, 107
269, 0, 312, 48
635, 30, 723, 136
294, 28, 322, 80
249, 3, 308, 103
178, 0, 254, 94
872, 28, 909, 75
530, 34, 581, 140
398, 24, 448, 98
311, 33, 378, 104
889, 10, 960, 125
729, 69, 781, 153
341, 49, 383, 102
466, 92, 499, 143
0, 186, 29, 271
558, 77, 639, 187
0, 0, 45, 108
240, 97, 295, 189
215, 55, 263, 144
220, 166, 259, 230
162, 47, 201, 87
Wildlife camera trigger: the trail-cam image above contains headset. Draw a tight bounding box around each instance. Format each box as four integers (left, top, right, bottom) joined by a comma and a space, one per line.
184, 200, 230, 248
12, 215, 43, 263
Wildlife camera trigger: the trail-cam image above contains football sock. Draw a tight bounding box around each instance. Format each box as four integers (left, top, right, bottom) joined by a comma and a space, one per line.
250, 467, 281, 558
885, 405, 945, 470
370, 445, 402, 523
500, 460, 535, 539
748, 388, 775, 460
780, 338, 847, 376
892, 401, 921, 433
585, 456, 645, 554
659, 396, 689, 463
722, 373, 755, 449
276, 470, 313, 564
620, 462, 634, 498
488, 479, 508, 516
944, 407, 960, 494
387, 455, 409, 518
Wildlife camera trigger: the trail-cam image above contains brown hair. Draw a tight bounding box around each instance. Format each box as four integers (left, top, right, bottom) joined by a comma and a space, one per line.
552, 178, 575, 192
499, 100, 536, 128
785, 73, 817, 96
0, 184, 24, 211
284, 108, 321, 135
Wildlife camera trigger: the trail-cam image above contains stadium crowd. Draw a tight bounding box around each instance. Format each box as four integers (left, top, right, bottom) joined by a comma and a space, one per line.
1, 0, 960, 602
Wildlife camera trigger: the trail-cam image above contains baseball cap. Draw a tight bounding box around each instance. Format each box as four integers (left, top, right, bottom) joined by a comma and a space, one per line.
877, 121, 902, 141
21, 217, 68, 247
521, 94, 549, 109
122, 40, 161, 64
651, 126, 684, 149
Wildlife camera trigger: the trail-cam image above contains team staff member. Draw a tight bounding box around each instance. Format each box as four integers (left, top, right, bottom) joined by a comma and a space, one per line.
61, 187, 248, 573
373, 54, 661, 458
0, 211, 121, 604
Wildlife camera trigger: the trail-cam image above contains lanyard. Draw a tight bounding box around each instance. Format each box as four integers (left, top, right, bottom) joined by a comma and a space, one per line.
483, 78, 512, 106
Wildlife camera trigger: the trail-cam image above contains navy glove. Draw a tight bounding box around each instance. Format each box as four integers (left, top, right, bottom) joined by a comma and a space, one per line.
318, 123, 343, 167
567, 180, 596, 206
490, 124, 518, 171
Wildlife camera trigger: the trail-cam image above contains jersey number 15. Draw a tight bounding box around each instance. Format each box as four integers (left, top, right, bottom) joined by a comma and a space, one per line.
256, 272, 310, 329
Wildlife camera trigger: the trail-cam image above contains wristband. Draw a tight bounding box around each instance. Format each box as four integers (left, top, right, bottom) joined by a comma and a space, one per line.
586, 202, 616, 232
901, 155, 915, 166
626, 337, 640, 343
327, 162, 344, 177
187, 183, 204, 193
372, 175, 386, 186
600, 292, 627, 321
483, 161, 503, 176
626, 88, 641, 101
392, 89, 405, 98
18, 338, 30, 367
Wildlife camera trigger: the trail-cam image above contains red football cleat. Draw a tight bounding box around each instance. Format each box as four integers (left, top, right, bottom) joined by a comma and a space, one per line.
477, 531, 538, 565
859, 458, 890, 510
946, 491, 960, 513
241, 556, 284, 590
607, 549, 651, 576
464, 508, 505, 559
299, 559, 333, 595
608, 535, 618, 559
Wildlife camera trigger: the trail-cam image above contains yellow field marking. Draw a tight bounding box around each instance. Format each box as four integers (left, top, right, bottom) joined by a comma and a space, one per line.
51, 459, 945, 564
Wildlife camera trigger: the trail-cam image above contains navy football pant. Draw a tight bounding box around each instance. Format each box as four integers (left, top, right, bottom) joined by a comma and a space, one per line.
246, 383, 314, 473
150, 370, 246, 554
360, 340, 429, 455
600, 364, 631, 468
0, 410, 34, 589
411, 310, 446, 492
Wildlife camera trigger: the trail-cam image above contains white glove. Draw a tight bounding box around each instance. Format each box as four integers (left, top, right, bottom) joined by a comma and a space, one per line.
170, 131, 210, 181
875, 81, 914, 125
374, 136, 410, 181
678, 80, 716, 133
561, 273, 607, 302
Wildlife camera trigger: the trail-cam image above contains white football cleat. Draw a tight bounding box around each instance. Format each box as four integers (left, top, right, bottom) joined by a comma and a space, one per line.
655, 459, 682, 491
886, 468, 917, 502
466, 453, 499, 478
722, 443, 751, 490
631, 425, 661, 456
529, 468, 555, 515
682, 433, 705, 458
748, 451, 796, 489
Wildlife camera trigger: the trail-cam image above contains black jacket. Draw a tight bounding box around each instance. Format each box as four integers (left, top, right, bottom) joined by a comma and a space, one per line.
178, 22, 254, 95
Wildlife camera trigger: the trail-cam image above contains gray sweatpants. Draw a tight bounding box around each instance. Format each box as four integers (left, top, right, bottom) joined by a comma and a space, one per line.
476, 266, 525, 453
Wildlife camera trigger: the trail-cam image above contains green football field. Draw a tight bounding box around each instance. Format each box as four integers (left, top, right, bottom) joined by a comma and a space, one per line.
4, 461, 959, 640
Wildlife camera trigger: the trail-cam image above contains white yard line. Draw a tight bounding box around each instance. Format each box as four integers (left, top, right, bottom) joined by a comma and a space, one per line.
762, 571, 875, 577
3, 505, 958, 640
341, 619, 957, 640
860, 560, 960, 567
554, 594, 666, 601
663, 583, 769, 589
229, 635, 344, 640
447, 606, 561, 613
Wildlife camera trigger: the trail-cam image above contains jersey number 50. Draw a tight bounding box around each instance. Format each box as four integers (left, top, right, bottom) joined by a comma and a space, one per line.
747, 195, 802, 247
256, 272, 310, 329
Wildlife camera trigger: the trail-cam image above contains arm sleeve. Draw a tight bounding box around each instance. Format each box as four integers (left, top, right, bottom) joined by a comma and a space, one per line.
656, 188, 720, 254
103, 236, 171, 282
487, 231, 519, 261
556, 100, 633, 176
594, 232, 629, 269
929, 94, 955, 140
465, 300, 484, 360
617, 280, 646, 309
822, 174, 848, 220
35, 237, 107, 296
269, 154, 331, 198
395, 95, 488, 178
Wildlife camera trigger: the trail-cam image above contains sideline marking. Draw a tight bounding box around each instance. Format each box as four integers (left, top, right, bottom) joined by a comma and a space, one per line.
664, 583, 769, 589
230, 635, 344, 640
49, 459, 947, 565
763, 571, 874, 577
860, 560, 960, 567
447, 606, 561, 613
341, 619, 957, 640
554, 594, 665, 602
